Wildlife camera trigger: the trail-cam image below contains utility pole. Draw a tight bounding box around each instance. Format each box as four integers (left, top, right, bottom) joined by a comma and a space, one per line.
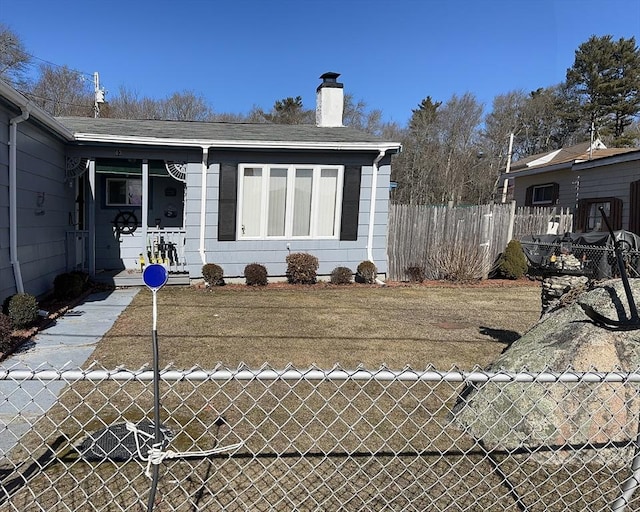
93, 72, 105, 118
501, 133, 514, 203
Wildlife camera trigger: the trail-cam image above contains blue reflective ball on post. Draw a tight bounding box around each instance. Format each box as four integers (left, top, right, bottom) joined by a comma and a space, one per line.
142, 264, 169, 290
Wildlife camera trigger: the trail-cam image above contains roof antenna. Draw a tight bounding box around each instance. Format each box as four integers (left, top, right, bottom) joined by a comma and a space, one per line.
94, 72, 105, 118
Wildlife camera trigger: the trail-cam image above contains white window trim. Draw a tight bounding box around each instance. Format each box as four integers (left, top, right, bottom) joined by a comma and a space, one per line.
531, 184, 554, 205
237, 164, 344, 240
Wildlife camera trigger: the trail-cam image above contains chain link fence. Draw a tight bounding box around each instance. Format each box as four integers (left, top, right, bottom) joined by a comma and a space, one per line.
2, 364, 640, 511
520, 241, 640, 279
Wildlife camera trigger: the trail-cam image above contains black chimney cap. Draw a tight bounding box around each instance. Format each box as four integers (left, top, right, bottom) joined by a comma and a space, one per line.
318, 72, 343, 91
320, 72, 340, 81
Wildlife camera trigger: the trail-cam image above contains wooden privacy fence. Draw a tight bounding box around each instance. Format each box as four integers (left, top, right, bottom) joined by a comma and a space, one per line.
387, 202, 573, 281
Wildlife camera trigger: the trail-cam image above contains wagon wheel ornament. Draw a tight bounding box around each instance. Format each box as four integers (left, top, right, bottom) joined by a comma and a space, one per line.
113, 211, 138, 235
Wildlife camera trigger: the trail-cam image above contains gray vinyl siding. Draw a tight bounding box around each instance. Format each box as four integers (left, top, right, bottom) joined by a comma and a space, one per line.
0, 108, 73, 305
0, 106, 12, 304
512, 157, 640, 232
573, 159, 639, 231
512, 169, 576, 209
183, 152, 391, 279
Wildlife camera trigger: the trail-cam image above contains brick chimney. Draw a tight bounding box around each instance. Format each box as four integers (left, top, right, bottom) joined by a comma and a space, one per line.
316, 72, 344, 127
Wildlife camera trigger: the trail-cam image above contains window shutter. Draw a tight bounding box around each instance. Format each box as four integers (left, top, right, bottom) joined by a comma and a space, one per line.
630, 180, 640, 235
610, 197, 623, 231
524, 186, 533, 206
340, 165, 361, 241
551, 182, 559, 204
218, 163, 237, 241
576, 199, 588, 232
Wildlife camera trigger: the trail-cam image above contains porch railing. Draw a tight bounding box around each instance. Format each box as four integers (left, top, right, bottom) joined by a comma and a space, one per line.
145, 229, 187, 273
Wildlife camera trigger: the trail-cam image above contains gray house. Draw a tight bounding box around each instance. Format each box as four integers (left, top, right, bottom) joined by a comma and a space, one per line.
1, 80, 77, 304
503, 139, 640, 234
1, 74, 401, 304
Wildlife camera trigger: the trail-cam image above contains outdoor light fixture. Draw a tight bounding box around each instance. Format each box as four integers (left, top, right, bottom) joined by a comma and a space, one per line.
560, 232, 572, 255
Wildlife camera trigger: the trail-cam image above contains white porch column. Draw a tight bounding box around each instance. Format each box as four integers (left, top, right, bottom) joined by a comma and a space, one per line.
142, 159, 149, 265
88, 159, 96, 276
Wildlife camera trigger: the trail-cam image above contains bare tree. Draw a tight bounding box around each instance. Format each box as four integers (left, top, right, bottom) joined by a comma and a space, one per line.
105, 86, 215, 121
392, 94, 487, 205
213, 111, 255, 122
158, 91, 214, 121
343, 93, 384, 135
481, 85, 587, 197
102, 86, 147, 119
0, 23, 31, 89
27, 64, 93, 116
436, 93, 484, 204
391, 96, 441, 205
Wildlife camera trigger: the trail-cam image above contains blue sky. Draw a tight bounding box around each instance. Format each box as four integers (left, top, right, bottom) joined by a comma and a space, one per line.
2, 0, 639, 126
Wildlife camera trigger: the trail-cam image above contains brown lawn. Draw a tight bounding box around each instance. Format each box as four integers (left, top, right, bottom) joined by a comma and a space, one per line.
88, 281, 542, 370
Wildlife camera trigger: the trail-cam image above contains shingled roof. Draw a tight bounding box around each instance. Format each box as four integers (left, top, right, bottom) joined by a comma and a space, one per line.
510, 139, 638, 173
56, 116, 400, 151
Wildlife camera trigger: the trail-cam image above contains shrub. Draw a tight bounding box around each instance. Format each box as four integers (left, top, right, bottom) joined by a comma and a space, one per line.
2, 295, 12, 315
356, 260, 377, 284
202, 263, 225, 286
330, 266, 353, 285
54, 272, 85, 300
425, 241, 492, 282
244, 263, 268, 286
70, 270, 90, 288
496, 240, 529, 280
8, 293, 38, 329
286, 253, 318, 284
406, 265, 426, 283
0, 313, 13, 353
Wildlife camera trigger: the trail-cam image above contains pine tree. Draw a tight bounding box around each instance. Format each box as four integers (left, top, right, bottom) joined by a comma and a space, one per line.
566, 35, 640, 145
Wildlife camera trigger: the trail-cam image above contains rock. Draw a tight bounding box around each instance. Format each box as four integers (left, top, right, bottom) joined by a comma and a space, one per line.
453, 279, 640, 465
541, 275, 589, 315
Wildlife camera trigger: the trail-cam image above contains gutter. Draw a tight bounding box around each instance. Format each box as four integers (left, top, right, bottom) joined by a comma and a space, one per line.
502, 161, 573, 179
9, 106, 30, 294
367, 150, 387, 286
71, 132, 401, 153
199, 147, 209, 266
573, 150, 640, 170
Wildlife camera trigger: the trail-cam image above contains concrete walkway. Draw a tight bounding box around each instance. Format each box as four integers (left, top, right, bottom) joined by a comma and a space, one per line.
0, 288, 140, 454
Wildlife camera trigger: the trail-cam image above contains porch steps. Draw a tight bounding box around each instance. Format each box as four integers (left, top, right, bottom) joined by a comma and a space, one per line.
93, 270, 190, 288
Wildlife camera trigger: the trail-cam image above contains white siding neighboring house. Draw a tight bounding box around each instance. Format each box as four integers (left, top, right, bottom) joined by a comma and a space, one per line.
1, 74, 401, 305
502, 139, 640, 234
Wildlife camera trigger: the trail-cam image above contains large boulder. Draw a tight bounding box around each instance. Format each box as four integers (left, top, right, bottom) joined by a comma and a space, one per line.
453, 279, 640, 465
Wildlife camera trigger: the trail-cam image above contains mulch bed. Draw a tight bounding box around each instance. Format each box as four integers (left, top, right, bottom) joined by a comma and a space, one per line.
199, 277, 540, 291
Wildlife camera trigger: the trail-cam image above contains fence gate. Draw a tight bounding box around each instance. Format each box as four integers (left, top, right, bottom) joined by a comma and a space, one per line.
1, 365, 640, 511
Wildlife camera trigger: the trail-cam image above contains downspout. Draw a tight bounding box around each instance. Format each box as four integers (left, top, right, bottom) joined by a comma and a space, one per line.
367, 150, 387, 285
9, 106, 30, 294
199, 147, 209, 265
